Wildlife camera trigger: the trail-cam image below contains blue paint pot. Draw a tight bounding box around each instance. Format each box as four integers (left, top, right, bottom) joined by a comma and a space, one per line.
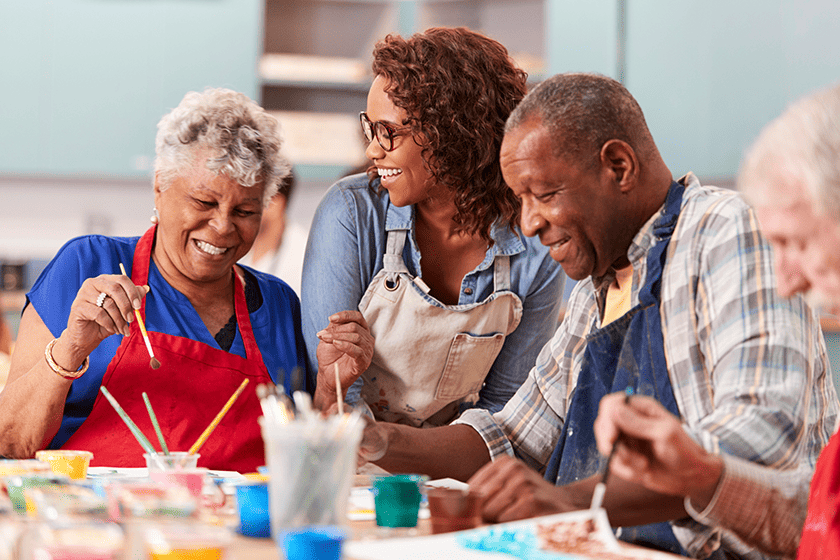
281, 526, 346, 560
235, 482, 271, 538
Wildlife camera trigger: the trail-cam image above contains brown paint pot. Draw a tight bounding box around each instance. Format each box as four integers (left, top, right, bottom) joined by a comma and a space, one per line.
425, 486, 484, 534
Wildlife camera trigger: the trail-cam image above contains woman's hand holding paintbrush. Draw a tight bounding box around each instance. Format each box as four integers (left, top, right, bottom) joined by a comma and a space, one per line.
53, 266, 152, 374
312, 310, 374, 411
593, 392, 724, 510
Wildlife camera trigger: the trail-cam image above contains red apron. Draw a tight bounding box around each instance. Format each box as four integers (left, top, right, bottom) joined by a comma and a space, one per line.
798, 430, 840, 559
63, 227, 272, 472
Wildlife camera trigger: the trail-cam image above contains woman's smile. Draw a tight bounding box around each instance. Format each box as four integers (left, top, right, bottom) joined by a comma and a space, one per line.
194, 239, 228, 256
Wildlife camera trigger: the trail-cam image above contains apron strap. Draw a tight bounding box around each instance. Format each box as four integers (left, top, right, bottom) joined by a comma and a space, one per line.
383, 230, 410, 285
493, 254, 511, 292
383, 229, 511, 293
542, 180, 690, 557
638, 180, 685, 307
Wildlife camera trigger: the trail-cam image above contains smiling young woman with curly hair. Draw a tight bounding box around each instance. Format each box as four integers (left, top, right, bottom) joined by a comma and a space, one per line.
301, 27, 565, 431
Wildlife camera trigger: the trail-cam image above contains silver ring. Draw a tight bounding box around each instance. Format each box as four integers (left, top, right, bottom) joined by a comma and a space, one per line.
96, 292, 108, 308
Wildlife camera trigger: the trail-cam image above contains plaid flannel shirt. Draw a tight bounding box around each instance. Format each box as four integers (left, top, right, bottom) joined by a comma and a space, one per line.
455, 173, 838, 559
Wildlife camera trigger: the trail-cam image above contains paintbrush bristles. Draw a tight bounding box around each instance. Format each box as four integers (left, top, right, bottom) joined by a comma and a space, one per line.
150, 357, 161, 369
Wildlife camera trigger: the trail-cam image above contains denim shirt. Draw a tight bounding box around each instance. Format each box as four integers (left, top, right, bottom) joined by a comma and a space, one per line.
301, 173, 565, 413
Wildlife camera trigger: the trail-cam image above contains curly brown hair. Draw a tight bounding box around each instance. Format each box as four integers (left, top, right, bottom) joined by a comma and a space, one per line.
371, 27, 527, 242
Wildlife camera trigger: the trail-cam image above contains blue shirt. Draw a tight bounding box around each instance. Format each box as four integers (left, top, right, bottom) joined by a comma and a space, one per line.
27, 234, 309, 448
301, 173, 565, 413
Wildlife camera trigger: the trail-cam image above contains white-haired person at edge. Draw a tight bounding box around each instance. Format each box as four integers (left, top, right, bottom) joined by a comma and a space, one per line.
239, 170, 308, 296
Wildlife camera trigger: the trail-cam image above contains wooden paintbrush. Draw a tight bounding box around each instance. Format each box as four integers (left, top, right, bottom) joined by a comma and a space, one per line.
591, 387, 635, 511
119, 263, 160, 369
334, 362, 344, 416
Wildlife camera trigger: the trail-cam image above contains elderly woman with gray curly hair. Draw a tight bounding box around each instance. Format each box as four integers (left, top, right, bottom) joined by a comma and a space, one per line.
0, 89, 308, 471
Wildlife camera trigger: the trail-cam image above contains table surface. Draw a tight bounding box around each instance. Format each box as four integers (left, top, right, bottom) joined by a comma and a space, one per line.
228, 474, 685, 560
230, 474, 430, 560
231, 518, 432, 560
74, 471, 682, 560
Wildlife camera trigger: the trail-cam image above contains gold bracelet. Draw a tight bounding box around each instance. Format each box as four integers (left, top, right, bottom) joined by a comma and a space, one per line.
44, 338, 89, 379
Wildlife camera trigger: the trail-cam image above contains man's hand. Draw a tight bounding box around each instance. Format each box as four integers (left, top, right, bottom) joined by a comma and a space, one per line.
467, 456, 576, 523
594, 392, 724, 510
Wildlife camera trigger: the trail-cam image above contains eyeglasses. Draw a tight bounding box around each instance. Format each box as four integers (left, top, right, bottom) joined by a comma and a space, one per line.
359, 112, 408, 152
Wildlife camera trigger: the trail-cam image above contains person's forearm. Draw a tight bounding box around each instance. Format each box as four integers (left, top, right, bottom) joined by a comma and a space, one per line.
571, 475, 688, 527
374, 423, 491, 481
0, 364, 71, 457
0, 309, 78, 458
312, 378, 337, 411
685, 453, 725, 511
685, 456, 806, 559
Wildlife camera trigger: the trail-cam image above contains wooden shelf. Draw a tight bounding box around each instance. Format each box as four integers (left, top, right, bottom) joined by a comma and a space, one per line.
259, 53, 371, 85
260, 0, 548, 178
261, 78, 373, 92
268, 110, 367, 168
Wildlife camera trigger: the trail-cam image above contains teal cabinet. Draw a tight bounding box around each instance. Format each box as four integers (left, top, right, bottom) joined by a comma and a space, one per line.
3, 0, 840, 181
0, 0, 262, 178
545, 0, 840, 179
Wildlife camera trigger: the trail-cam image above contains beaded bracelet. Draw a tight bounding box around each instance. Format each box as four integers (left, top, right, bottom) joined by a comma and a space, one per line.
44, 338, 89, 379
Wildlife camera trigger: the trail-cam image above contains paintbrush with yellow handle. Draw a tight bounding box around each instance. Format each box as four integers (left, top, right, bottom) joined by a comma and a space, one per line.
119, 263, 160, 369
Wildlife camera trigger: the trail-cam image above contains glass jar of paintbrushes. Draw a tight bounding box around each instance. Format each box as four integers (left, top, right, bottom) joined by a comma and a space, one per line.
257, 383, 363, 547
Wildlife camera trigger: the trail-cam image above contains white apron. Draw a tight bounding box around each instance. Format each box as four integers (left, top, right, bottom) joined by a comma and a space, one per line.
358, 229, 523, 427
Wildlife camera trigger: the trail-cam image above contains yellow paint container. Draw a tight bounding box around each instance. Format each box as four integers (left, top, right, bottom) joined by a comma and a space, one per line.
35, 450, 94, 480
144, 522, 231, 560
149, 547, 225, 560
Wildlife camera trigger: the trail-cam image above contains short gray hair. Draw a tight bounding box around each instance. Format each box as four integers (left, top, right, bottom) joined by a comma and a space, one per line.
506, 73, 657, 166
154, 88, 290, 207
739, 83, 840, 219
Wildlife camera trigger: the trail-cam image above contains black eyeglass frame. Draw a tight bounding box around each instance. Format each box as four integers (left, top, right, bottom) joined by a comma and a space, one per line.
359, 112, 408, 152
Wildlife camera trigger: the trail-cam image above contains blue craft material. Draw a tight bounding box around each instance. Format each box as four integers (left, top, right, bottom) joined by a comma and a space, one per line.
457, 526, 581, 560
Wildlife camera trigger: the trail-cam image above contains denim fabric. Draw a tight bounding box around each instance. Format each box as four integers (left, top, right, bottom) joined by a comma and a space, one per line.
301, 173, 565, 414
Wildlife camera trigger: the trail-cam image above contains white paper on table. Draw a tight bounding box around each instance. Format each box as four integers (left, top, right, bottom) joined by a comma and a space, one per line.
86, 467, 148, 479
424, 477, 470, 491
86, 467, 244, 482
347, 533, 525, 560
344, 509, 681, 560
